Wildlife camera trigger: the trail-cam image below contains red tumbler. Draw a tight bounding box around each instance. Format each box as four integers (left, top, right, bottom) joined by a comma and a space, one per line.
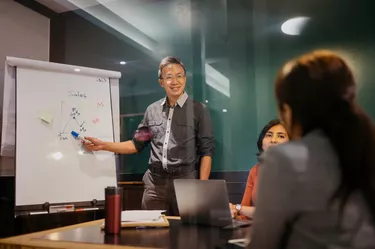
104, 186, 123, 234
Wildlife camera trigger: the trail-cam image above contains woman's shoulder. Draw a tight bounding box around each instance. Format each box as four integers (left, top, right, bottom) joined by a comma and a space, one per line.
261, 140, 309, 178
247, 164, 259, 179
250, 164, 259, 173
264, 130, 336, 172
269, 141, 308, 159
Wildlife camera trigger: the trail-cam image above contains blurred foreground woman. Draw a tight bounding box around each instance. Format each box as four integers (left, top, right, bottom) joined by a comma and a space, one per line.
248, 50, 375, 249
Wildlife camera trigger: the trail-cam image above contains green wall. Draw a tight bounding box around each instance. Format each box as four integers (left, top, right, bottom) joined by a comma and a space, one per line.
55, 0, 375, 173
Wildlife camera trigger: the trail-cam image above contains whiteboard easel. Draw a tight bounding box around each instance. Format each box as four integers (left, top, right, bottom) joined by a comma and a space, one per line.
1, 57, 121, 212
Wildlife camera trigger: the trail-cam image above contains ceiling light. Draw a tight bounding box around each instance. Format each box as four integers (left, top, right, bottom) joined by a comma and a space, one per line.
74, 68, 81, 72
281, 17, 310, 36
222, 109, 227, 113
120, 61, 126, 65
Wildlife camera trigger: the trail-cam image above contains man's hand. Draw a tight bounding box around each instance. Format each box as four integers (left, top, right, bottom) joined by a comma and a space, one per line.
82, 136, 107, 151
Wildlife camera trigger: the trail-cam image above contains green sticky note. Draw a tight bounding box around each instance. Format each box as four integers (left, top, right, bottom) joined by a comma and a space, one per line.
39, 111, 54, 124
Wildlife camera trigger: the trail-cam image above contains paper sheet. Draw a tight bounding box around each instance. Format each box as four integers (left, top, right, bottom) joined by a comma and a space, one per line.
228, 238, 250, 248
121, 210, 166, 222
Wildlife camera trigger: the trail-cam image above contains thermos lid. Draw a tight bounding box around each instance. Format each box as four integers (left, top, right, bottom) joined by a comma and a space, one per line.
105, 186, 123, 195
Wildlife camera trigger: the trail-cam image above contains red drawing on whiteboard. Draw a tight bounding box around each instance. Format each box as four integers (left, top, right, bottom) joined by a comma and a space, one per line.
92, 118, 100, 124
97, 102, 104, 107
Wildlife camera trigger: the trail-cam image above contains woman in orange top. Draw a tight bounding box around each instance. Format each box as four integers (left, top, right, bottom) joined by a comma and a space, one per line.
230, 119, 289, 219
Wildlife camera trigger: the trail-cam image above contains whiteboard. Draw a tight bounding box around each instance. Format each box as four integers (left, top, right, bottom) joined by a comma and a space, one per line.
15, 67, 117, 206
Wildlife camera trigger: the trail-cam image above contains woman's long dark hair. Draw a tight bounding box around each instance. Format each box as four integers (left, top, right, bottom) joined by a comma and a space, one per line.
275, 50, 375, 222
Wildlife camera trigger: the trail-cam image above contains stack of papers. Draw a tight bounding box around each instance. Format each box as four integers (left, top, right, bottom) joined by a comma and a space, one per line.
100, 210, 169, 229
121, 210, 166, 223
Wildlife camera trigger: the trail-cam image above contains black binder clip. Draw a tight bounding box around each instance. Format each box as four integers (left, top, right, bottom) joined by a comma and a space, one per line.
42, 202, 50, 211
91, 199, 98, 207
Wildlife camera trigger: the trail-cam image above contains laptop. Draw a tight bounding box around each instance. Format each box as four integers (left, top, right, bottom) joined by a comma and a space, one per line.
173, 179, 252, 229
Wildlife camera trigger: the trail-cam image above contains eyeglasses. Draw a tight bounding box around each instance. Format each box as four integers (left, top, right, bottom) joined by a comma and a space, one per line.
162, 74, 186, 82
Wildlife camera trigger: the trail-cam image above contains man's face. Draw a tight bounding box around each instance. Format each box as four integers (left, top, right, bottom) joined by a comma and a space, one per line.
158, 64, 186, 99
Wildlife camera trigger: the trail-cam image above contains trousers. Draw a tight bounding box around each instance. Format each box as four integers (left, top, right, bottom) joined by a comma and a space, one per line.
141, 167, 198, 216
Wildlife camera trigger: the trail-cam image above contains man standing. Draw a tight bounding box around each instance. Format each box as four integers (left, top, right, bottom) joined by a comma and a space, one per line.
83, 56, 215, 215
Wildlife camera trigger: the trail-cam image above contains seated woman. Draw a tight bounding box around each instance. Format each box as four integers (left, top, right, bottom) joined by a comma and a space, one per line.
247, 50, 375, 248
230, 119, 289, 219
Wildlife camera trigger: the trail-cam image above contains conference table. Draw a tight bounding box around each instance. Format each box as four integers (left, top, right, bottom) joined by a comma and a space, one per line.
0, 217, 251, 249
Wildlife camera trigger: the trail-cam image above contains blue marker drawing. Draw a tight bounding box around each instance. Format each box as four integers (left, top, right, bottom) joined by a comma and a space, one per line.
58, 105, 86, 140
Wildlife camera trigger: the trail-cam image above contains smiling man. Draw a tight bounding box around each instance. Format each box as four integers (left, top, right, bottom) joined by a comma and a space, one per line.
83, 56, 215, 215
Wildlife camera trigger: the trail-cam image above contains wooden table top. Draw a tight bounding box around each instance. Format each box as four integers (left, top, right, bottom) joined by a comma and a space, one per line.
0, 216, 249, 249
0, 217, 178, 249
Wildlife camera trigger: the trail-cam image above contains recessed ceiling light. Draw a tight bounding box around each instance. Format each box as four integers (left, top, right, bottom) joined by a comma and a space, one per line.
222, 109, 228, 113
120, 61, 126, 65
281, 16, 310, 36
74, 68, 81, 72
205, 100, 208, 103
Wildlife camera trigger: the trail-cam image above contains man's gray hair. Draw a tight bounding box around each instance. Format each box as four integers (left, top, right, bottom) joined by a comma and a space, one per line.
158, 56, 186, 79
